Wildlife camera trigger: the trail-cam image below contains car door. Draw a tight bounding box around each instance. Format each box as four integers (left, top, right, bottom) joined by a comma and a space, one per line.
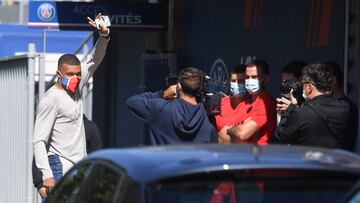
74, 161, 123, 203
344, 180, 360, 203
45, 163, 92, 203
46, 160, 124, 203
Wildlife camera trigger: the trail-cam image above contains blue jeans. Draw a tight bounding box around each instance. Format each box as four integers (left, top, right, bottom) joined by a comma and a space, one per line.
48, 155, 63, 182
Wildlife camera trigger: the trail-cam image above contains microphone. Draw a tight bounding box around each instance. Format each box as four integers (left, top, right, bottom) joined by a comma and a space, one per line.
204, 75, 227, 85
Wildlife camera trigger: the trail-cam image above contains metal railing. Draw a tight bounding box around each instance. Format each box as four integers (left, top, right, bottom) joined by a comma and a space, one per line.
0, 44, 36, 203
0, 32, 94, 202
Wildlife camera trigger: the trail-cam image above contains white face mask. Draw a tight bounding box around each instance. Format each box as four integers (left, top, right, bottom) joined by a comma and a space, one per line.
245, 79, 261, 94
302, 91, 308, 100
302, 83, 310, 100
230, 82, 246, 97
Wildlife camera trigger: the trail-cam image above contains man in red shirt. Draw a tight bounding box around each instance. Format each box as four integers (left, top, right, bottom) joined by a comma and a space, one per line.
218, 60, 276, 144
215, 64, 249, 132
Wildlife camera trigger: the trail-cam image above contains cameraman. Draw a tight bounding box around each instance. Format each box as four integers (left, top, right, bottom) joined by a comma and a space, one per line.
276, 60, 307, 121
127, 67, 217, 145
274, 63, 350, 149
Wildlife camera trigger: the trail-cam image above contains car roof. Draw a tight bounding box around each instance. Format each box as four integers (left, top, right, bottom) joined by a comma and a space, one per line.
85, 144, 360, 182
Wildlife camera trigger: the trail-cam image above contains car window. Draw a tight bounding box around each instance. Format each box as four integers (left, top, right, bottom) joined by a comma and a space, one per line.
344, 180, 360, 203
146, 169, 360, 203
115, 176, 142, 203
47, 163, 91, 203
347, 191, 360, 203
75, 163, 121, 203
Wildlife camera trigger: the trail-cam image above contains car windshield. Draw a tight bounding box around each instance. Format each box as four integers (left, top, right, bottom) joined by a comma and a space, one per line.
146, 169, 359, 203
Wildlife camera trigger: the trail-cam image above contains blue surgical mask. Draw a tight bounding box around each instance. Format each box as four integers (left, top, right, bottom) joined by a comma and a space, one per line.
230, 82, 246, 97
245, 79, 261, 94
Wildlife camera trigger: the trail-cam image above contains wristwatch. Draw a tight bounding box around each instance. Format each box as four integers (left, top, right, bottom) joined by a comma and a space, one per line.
99, 29, 110, 38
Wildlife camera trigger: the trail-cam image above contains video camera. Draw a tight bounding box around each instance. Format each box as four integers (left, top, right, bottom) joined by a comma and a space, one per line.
279, 80, 304, 104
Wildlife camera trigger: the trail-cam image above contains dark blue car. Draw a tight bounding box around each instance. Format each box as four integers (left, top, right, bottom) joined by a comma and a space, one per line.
45, 144, 360, 203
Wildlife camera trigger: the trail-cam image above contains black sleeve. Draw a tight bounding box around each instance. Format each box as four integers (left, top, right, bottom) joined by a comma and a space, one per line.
210, 126, 218, 143
341, 98, 359, 151
88, 121, 103, 153
274, 105, 301, 144
84, 117, 103, 153
32, 157, 43, 190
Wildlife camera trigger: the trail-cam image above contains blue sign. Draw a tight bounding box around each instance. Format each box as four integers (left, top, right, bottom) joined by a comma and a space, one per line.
28, 1, 164, 30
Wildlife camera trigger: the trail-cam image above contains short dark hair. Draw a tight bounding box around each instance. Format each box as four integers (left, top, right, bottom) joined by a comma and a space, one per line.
58, 54, 81, 70
177, 68, 203, 97
302, 63, 333, 93
231, 64, 246, 74
323, 60, 343, 87
282, 60, 307, 78
246, 59, 269, 76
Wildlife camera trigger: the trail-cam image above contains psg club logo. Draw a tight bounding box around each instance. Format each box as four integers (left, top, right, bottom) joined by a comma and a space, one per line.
37, 3, 55, 21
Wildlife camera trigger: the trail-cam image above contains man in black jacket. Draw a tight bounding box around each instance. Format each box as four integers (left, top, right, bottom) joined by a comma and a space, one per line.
325, 60, 358, 151
275, 63, 349, 149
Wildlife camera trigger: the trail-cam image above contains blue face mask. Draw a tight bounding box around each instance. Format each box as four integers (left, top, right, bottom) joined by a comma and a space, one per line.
230, 82, 246, 97
245, 79, 261, 94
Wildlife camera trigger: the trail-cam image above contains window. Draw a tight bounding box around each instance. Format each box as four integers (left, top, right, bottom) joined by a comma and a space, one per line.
76, 163, 121, 203
47, 163, 91, 203
146, 169, 360, 203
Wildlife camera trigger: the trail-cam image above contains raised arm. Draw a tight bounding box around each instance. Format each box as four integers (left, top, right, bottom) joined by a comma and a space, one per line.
127, 91, 164, 123
127, 85, 177, 123
80, 13, 110, 90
